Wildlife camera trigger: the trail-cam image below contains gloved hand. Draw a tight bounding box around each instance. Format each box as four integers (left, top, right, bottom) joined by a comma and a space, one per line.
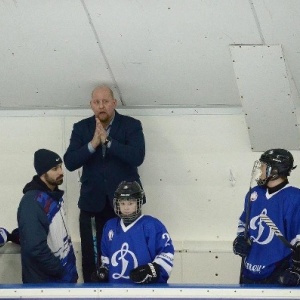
279, 244, 300, 286
91, 266, 109, 282
7, 228, 20, 245
130, 263, 160, 284
233, 234, 251, 257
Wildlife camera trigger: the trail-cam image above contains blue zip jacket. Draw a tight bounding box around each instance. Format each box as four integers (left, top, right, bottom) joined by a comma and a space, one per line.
17, 176, 78, 283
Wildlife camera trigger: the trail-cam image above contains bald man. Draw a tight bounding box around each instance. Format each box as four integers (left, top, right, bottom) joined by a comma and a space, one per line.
64, 85, 146, 282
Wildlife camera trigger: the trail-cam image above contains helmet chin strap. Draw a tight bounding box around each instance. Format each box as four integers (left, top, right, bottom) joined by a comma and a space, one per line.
261, 175, 278, 186
122, 211, 142, 225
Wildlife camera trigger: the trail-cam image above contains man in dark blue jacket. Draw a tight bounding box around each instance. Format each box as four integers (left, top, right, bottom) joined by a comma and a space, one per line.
64, 85, 146, 282
18, 149, 78, 283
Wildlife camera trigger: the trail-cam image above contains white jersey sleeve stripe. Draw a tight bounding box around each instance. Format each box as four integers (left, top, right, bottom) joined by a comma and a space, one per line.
154, 257, 173, 275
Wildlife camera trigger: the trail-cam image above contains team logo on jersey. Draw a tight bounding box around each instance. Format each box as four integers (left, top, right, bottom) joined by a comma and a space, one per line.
111, 242, 138, 279
250, 191, 258, 201
250, 209, 274, 245
108, 230, 114, 241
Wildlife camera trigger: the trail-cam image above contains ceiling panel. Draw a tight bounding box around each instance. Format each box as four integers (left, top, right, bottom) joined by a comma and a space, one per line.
0, 0, 299, 109
0, 0, 112, 108
231, 45, 300, 151
85, 0, 261, 106
253, 0, 300, 106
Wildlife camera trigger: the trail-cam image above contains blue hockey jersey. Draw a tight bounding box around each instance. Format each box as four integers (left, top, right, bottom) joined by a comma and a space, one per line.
238, 184, 300, 280
101, 215, 174, 283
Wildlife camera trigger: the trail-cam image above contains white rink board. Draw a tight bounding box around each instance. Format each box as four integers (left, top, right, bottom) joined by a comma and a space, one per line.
0, 284, 300, 299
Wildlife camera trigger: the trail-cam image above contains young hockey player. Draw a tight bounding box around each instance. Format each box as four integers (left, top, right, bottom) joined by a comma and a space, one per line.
233, 148, 300, 286
95, 181, 174, 284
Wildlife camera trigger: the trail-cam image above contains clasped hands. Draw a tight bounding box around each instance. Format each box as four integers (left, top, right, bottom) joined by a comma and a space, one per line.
90, 118, 108, 149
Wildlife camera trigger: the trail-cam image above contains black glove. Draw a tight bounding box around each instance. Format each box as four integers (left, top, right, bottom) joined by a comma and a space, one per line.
279, 244, 300, 286
233, 234, 251, 257
91, 266, 109, 283
279, 268, 300, 286
130, 263, 160, 284
7, 228, 20, 245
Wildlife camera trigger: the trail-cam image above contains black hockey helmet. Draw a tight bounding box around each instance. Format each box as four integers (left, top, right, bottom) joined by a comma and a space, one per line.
257, 148, 296, 185
113, 181, 145, 223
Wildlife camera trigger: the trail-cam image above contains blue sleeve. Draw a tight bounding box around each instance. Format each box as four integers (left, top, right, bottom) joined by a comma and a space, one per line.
100, 222, 110, 268
146, 219, 174, 283
286, 194, 300, 245
237, 190, 252, 235
64, 122, 94, 171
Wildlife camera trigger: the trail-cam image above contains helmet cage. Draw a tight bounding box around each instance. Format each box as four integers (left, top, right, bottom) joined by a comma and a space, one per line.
113, 181, 145, 223
256, 161, 273, 186
113, 196, 143, 223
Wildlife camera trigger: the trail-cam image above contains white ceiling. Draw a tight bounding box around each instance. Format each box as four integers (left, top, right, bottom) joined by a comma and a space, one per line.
0, 0, 300, 109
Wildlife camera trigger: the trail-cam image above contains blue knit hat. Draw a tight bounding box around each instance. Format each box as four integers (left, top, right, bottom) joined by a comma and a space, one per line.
34, 149, 62, 176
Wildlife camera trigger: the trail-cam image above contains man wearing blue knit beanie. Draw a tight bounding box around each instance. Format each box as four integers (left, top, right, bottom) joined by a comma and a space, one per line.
17, 149, 78, 283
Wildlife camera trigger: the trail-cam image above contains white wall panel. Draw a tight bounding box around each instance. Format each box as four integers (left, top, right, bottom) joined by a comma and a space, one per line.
1, 109, 300, 284
0, 117, 64, 230
140, 114, 254, 241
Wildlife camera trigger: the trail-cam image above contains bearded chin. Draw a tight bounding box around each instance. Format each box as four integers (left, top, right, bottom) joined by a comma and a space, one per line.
56, 178, 63, 185
44, 173, 64, 188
